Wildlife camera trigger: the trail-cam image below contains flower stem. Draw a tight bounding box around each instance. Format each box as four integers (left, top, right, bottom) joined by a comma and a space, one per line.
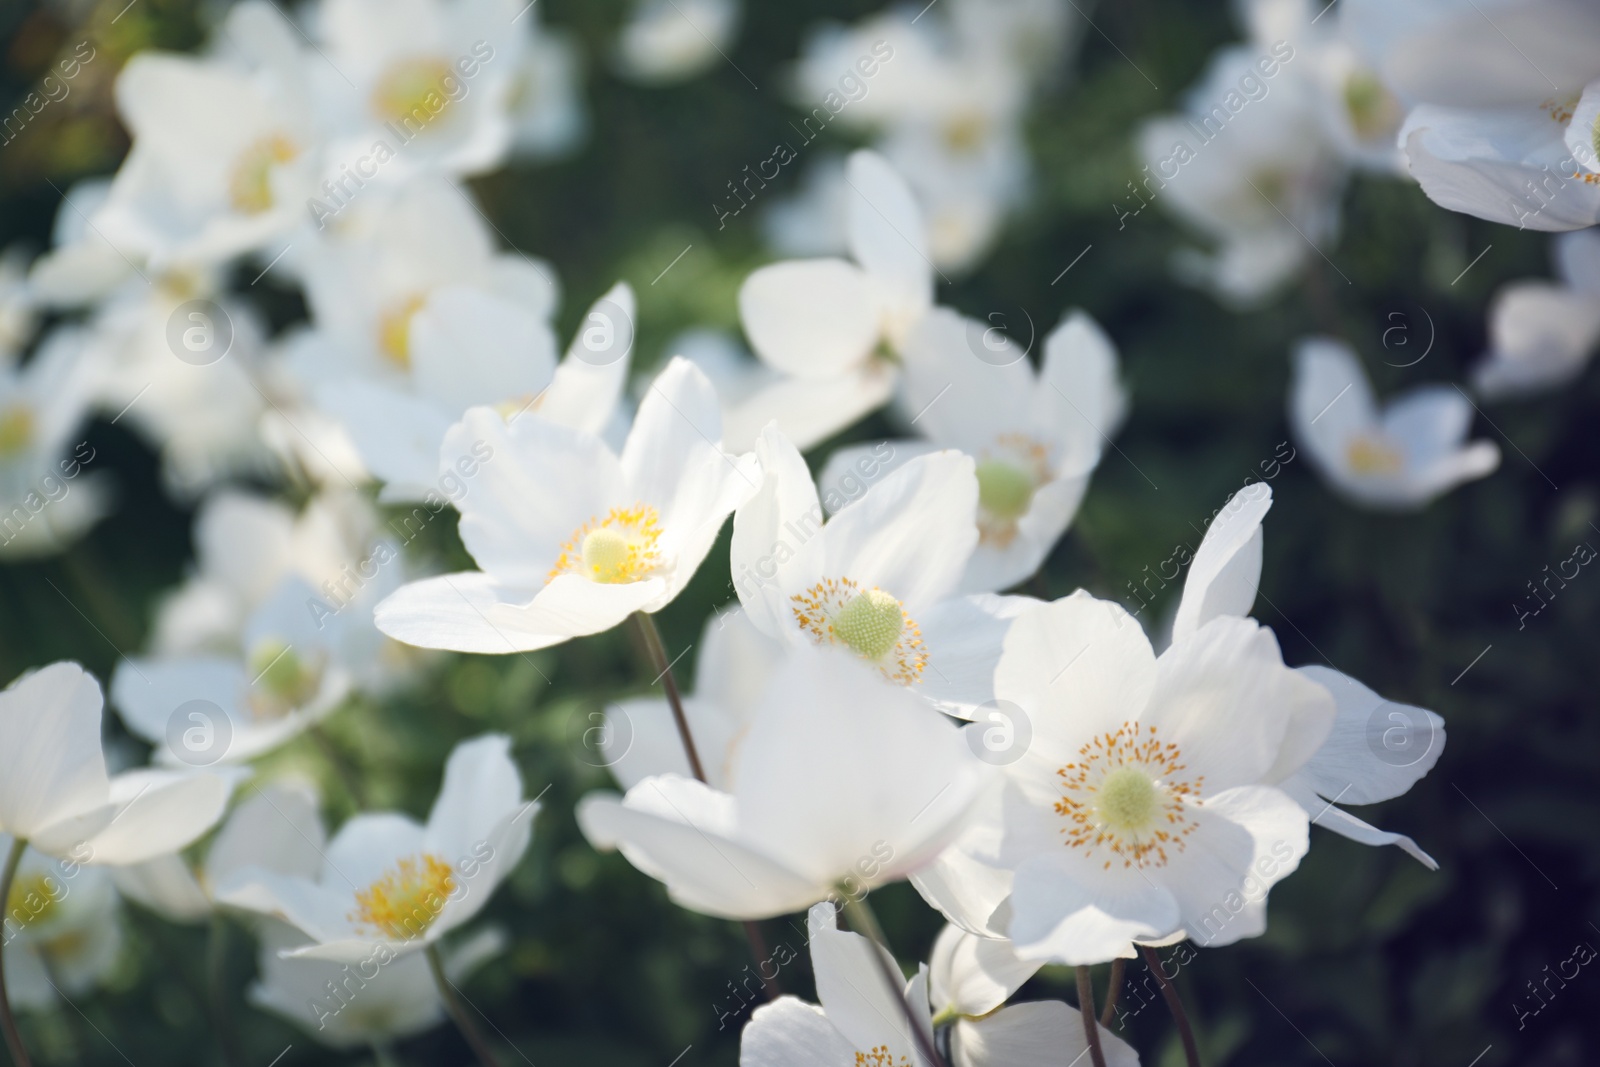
1100, 958, 1125, 1028
839, 893, 947, 1067
1076, 966, 1108, 1067
370, 1042, 401, 1067
0, 836, 36, 1067
207, 914, 244, 1067
425, 944, 504, 1067
629, 612, 706, 781
1140, 945, 1202, 1067
630, 613, 781, 998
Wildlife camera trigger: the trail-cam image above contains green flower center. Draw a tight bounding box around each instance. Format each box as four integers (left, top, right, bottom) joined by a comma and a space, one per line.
1097, 765, 1160, 834
581, 527, 632, 582
976, 458, 1036, 522
831, 588, 904, 661
247, 639, 321, 717
0, 404, 36, 458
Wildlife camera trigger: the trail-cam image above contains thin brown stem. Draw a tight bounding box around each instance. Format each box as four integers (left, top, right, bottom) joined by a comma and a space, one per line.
630, 612, 779, 998
630, 612, 706, 781
426, 944, 504, 1067
0, 836, 36, 1067
1100, 957, 1126, 1028
839, 894, 947, 1067
1141, 945, 1202, 1067
1076, 966, 1108, 1067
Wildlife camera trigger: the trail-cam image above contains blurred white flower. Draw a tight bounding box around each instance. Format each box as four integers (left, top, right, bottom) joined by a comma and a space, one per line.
820, 309, 1125, 594
0, 246, 37, 363
376, 358, 757, 653
1476, 230, 1600, 398
248, 919, 505, 1046
578, 646, 989, 920
218, 734, 534, 964
308, 0, 531, 183
614, 0, 740, 85
1390, 1, 1600, 230
733, 426, 1026, 716
112, 780, 326, 923
507, 21, 587, 159
948, 591, 1331, 963
0, 326, 109, 559
0, 663, 230, 866
1, 842, 124, 1011
1137, 22, 1344, 305
94, 4, 318, 269
319, 281, 632, 503
110, 489, 416, 764
1171, 483, 1446, 867
1290, 337, 1500, 509
735, 151, 931, 449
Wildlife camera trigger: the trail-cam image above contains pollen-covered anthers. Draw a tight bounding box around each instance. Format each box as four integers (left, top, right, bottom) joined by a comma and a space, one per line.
975, 434, 1051, 546
549, 504, 664, 584
228, 134, 299, 215
791, 577, 927, 686
854, 1047, 911, 1067
1345, 433, 1404, 476
350, 853, 456, 941
1543, 95, 1579, 125
1054, 722, 1204, 870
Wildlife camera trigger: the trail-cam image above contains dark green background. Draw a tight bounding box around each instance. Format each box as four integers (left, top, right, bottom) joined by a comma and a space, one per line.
1, 0, 1596, 1064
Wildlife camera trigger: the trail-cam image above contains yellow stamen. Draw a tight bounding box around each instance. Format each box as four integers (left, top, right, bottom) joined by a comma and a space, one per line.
1055, 722, 1204, 870
854, 1048, 911, 1066
5, 872, 63, 929
549, 504, 663, 584
791, 577, 926, 685
371, 58, 455, 127
228, 134, 299, 215
377, 294, 429, 370
0, 405, 35, 459
1345, 434, 1403, 475
349, 854, 455, 941
246, 639, 323, 720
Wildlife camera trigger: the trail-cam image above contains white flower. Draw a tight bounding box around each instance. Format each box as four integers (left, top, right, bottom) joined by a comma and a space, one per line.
1171, 482, 1446, 868
735, 151, 931, 449
601, 608, 787, 791
928, 923, 1140, 1067
319, 281, 632, 503
1, 842, 124, 1011
506, 20, 586, 159
94, 4, 317, 268
284, 177, 558, 396
217, 734, 534, 963
1137, 11, 1344, 305
820, 308, 1125, 594
112, 489, 415, 764
578, 647, 989, 920
0, 326, 109, 559
0, 663, 229, 865
739, 902, 935, 1067
1290, 337, 1500, 509
1475, 230, 1600, 398
733, 425, 1027, 716
614, 0, 740, 85
740, 905, 1138, 1067
112, 780, 327, 923
1388, 1, 1600, 230
247, 919, 504, 1047
376, 358, 757, 653
309, 0, 530, 182
977, 592, 1333, 963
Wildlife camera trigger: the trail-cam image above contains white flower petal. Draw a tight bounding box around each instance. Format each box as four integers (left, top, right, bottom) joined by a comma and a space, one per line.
1172, 482, 1271, 643
738, 259, 883, 378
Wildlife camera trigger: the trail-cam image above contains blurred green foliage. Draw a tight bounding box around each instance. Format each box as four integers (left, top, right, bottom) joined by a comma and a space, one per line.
1, 0, 1597, 1065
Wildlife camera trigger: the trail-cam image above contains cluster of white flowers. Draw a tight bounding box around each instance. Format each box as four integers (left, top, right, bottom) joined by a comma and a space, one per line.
1, 0, 1579, 1064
